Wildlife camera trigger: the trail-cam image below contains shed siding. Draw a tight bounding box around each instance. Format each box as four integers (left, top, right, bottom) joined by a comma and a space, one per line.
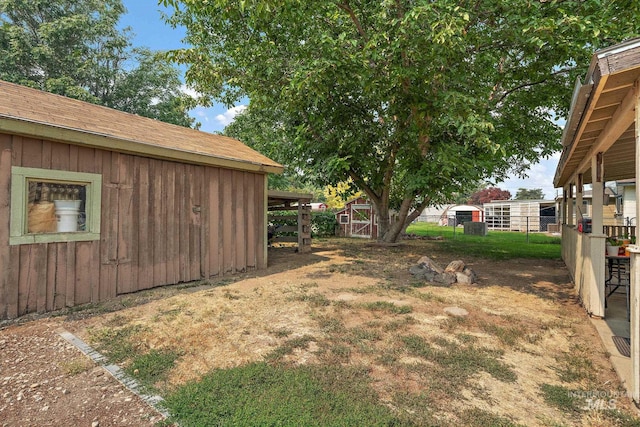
0, 134, 267, 319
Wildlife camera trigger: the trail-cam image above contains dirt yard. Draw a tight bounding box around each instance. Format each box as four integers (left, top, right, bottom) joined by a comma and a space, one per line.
1, 238, 638, 426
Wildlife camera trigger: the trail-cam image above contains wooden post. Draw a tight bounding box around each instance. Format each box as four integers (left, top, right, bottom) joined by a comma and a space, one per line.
567, 183, 575, 226
590, 155, 605, 317
630, 80, 640, 404
297, 200, 312, 254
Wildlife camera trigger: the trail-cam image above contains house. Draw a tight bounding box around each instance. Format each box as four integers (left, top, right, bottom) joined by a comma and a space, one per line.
0, 80, 283, 320
615, 180, 637, 226
553, 38, 640, 402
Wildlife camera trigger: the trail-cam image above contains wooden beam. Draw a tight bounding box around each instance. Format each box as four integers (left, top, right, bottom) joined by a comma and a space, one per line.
575, 81, 639, 176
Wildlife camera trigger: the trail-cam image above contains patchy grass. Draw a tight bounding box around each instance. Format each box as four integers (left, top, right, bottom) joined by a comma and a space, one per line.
161, 362, 407, 427
554, 344, 596, 383
360, 301, 413, 314
71, 238, 640, 426
87, 325, 147, 363
539, 384, 584, 414
457, 408, 525, 427
59, 357, 94, 376
400, 334, 517, 389
480, 321, 528, 347
127, 349, 181, 391
266, 335, 316, 361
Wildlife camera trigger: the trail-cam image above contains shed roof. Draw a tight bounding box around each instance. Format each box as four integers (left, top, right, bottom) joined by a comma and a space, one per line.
554, 38, 640, 187
0, 80, 283, 174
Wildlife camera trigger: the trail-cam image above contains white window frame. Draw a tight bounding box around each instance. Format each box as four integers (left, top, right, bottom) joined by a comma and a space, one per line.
10, 166, 102, 245
339, 214, 350, 224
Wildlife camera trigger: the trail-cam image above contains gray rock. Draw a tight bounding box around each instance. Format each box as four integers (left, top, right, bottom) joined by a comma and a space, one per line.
444, 306, 469, 317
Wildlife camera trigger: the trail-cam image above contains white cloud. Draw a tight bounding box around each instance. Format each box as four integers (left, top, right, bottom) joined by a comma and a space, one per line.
215, 105, 248, 126
496, 157, 561, 200
180, 84, 200, 98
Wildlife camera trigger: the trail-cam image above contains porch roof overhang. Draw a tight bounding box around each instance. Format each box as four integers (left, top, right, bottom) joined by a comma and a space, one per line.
554, 38, 640, 188
267, 190, 313, 207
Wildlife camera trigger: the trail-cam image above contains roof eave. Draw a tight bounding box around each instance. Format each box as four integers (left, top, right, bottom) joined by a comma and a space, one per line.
0, 116, 284, 174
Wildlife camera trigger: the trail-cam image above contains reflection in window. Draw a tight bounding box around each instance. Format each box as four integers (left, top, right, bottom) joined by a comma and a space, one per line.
27, 181, 87, 233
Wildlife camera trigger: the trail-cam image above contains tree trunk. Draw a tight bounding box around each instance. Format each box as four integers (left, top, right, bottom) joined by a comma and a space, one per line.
373, 196, 430, 243
374, 196, 416, 243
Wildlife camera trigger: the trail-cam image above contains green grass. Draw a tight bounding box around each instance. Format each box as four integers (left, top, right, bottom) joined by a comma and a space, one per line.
87, 325, 147, 363
161, 362, 409, 427
126, 349, 181, 391
266, 335, 316, 361
400, 334, 517, 388
457, 408, 525, 427
360, 301, 413, 314
539, 384, 584, 413
406, 222, 561, 260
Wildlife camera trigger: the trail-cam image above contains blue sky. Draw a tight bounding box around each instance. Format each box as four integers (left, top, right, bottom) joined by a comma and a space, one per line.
119, 1, 242, 135
119, 1, 560, 200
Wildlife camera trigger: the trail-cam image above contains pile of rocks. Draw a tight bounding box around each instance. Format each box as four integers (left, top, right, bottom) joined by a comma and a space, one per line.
409, 256, 477, 285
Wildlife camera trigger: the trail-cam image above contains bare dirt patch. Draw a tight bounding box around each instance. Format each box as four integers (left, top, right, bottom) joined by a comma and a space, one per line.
1, 238, 638, 426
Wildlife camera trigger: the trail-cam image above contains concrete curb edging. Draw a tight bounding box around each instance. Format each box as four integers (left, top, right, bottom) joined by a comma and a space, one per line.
58, 329, 171, 420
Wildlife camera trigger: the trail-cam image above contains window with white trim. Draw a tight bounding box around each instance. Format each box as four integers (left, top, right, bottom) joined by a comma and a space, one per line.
339, 214, 349, 224
10, 167, 102, 245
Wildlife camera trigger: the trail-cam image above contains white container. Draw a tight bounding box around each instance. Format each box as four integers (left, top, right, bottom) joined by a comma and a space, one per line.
54, 200, 81, 232
606, 245, 621, 257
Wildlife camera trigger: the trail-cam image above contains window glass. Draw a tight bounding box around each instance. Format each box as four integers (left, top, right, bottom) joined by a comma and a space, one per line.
27, 181, 87, 233
10, 167, 101, 245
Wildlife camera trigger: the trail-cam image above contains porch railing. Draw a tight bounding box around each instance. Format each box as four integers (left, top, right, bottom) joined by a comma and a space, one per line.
603, 225, 636, 239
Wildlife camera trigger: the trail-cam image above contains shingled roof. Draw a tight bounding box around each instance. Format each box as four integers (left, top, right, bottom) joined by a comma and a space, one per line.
0, 80, 283, 174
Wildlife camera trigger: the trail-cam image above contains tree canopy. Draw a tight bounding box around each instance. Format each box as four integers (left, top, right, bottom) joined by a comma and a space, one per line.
164, 0, 639, 241
468, 187, 511, 205
0, 0, 196, 127
515, 188, 545, 200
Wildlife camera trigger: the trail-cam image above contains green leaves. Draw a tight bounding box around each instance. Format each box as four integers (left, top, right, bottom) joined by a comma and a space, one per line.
166, 0, 639, 240
0, 0, 196, 127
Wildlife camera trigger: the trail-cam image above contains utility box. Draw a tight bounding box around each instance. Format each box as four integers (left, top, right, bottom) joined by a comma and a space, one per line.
464, 222, 488, 236
578, 218, 592, 233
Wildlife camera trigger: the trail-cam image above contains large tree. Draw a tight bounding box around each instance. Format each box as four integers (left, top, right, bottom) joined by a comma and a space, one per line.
515, 188, 545, 200
469, 187, 511, 205
0, 0, 196, 127
164, 0, 639, 242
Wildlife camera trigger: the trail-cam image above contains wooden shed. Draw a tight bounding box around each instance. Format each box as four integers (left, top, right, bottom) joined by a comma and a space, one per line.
0, 80, 283, 320
336, 198, 378, 238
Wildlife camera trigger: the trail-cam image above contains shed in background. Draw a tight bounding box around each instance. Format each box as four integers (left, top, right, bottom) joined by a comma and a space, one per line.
335, 197, 378, 238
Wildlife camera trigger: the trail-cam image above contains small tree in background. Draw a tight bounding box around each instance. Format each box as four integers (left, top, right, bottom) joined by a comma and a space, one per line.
468, 187, 511, 205
515, 188, 545, 200
323, 182, 363, 210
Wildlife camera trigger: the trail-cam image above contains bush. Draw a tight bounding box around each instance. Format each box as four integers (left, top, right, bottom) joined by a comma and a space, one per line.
312, 211, 337, 237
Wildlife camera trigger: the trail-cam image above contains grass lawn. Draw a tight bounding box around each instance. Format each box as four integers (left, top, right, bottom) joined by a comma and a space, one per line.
71, 237, 640, 427
406, 222, 561, 260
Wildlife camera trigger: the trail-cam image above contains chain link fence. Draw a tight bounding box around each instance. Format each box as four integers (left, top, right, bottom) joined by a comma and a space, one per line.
414, 214, 559, 233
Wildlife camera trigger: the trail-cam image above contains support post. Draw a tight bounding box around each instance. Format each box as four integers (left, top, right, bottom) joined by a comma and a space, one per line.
630, 80, 640, 404
590, 155, 605, 317
567, 184, 575, 226
297, 201, 312, 253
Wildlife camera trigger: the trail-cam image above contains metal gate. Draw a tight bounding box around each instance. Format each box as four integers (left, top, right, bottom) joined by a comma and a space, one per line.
350, 204, 372, 238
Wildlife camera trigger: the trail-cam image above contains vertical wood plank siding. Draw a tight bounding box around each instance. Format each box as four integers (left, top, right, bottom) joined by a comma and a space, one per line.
0, 134, 267, 319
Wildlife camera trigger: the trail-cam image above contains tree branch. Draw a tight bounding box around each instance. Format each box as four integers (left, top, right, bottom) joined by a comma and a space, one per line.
348, 169, 380, 207
336, 2, 367, 41
496, 67, 575, 103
